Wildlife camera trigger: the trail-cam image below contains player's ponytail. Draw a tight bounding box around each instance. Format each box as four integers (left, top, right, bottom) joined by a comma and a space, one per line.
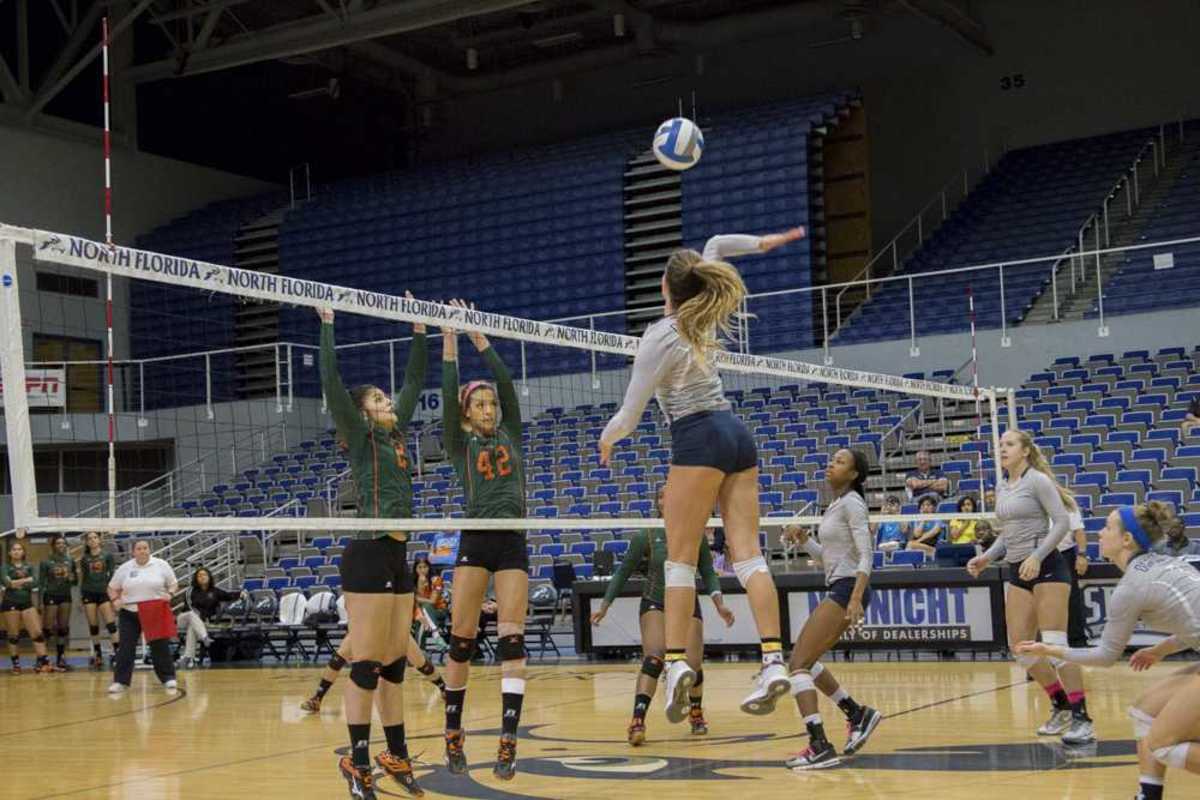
665, 249, 746, 366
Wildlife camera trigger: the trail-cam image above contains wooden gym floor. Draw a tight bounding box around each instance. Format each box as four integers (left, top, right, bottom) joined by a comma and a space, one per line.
3, 659, 1196, 799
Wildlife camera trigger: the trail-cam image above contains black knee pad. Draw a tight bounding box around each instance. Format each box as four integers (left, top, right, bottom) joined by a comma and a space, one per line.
32, 635, 46, 644
379, 657, 407, 684
417, 658, 436, 676
640, 655, 664, 680
498, 634, 525, 662
694, 669, 704, 688
448, 634, 475, 663
329, 652, 348, 671
349, 660, 382, 690
106, 622, 117, 635
89, 625, 100, 637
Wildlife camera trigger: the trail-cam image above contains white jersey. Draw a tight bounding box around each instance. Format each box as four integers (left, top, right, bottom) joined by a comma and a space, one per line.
1063, 552, 1200, 666
601, 235, 762, 444
1058, 509, 1084, 553
804, 491, 873, 585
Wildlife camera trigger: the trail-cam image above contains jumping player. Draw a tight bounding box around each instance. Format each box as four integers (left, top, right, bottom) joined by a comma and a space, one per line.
599, 227, 805, 723
590, 487, 736, 744
967, 429, 1075, 740
1015, 502, 1198, 800
40, 534, 77, 671
439, 299, 529, 780
77, 531, 119, 669
2, 541, 52, 673
782, 449, 883, 769
319, 296, 426, 799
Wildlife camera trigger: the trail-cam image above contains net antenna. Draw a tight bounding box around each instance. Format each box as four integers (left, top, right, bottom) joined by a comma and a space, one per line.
0, 223, 995, 535
102, 16, 117, 518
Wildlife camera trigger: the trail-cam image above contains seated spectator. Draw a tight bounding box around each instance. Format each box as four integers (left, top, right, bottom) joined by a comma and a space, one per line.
705, 526, 730, 574
1153, 513, 1200, 557
975, 520, 997, 551
948, 495, 980, 544
908, 495, 947, 555
413, 556, 448, 628
873, 495, 909, 552
1183, 395, 1200, 434
177, 567, 243, 669
905, 450, 950, 502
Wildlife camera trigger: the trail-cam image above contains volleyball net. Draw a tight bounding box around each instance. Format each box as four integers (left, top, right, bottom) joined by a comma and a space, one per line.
1, 223, 1004, 539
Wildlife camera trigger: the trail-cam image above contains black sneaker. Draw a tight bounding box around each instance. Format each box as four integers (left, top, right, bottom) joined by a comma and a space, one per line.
375, 751, 424, 797
338, 756, 377, 800
444, 730, 468, 775
786, 739, 841, 770
843, 706, 882, 755
494, 734, 518, 781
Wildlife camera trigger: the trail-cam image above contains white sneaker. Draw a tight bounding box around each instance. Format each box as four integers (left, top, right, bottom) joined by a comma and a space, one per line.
740, 661, 790, 715
663, 661, 696, 724
107, 682, 128, 694
1061, 716, 1096, 745
1037, 708, 1073, 736
164, 679, 178, 692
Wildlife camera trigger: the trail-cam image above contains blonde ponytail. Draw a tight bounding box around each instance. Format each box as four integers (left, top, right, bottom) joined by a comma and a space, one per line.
665, 250, 746, 366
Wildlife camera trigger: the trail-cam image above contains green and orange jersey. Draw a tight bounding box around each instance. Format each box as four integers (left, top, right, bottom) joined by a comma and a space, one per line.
320, 322, 428, 538
78, 550, 116, 594
39, 552, 76, 597
442, 347, 526, 520
1, 562, 35, 606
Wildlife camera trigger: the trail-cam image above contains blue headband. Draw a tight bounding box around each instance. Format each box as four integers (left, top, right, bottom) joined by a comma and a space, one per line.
1118, 506, 1153, 552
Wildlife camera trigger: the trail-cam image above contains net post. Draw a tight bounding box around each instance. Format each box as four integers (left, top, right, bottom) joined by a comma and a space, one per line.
987, 389, 1002, 490
0, 240, 39, 527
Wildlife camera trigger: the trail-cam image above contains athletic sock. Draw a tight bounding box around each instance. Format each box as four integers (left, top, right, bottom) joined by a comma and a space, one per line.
1068, 691, 1089, 720
833, 689, 863, 722
383, 723, 409, 759
445, 687, 466, 732
93, 643, 103, 657
761, 637, 784, 666
501, 678, 526, 737
689, 694, 703, 711
315, 678, 333, 700
664, 648, 687, 664
348, 723, 372, 769
633, 693, 652, 720
1137, 775, 1164, 800
804, 714, 830, 747
1044, 681, 1070, 710
56, 642, 65, 660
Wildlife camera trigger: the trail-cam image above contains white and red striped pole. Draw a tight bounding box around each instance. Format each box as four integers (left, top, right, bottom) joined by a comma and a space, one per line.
102, 16, 116, 518
966, 285, 985, 510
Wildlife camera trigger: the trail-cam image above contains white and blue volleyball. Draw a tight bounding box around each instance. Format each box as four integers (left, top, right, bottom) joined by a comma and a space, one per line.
652, 117, 704, 171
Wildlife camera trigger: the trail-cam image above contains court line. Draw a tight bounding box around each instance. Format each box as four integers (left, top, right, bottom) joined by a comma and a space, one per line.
0, 686, 187, 738
27, 670, 1028, 798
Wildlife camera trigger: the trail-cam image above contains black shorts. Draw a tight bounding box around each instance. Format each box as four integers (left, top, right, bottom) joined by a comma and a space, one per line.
0, 598, 32, 613
639, 596, 703, 620
827, 577, 872, 610
1006, 549, 1072, 592
456, 531, 529, 573
42, 594, 72, 607
670, 410, 758, 474
1061, 546, 1089, 648
81, 591, 111, 606
340, 537, 413, 594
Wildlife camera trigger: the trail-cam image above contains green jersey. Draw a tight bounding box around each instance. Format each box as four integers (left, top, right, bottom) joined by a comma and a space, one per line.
78, 550, 116, 594
603, 529, 722, 606
442, 347, 526, 520
320, 323, 427, 539
2, 562, 36, 606
40, 553, 76, 596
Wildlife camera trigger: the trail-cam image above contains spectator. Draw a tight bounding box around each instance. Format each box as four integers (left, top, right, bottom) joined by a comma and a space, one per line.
413, 557, 448, 628
704, 527, 730, 574
975, 520, 997, 551
908, 495, 947, 555
873, 496, 909, 552
949, 496, 980, 544
905, 450, 950, 502
107, 540, 179, 694
177, 567, 243, 669
1155, 517, 1200, 557
1183, 395, 1200, 434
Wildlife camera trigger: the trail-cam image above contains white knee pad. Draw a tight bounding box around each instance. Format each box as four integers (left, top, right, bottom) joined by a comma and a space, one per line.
664, 560, 698, 589
1042, 630, 1068, 669
1014, 652, 1040, 670
733, 556, 769, 588
1129, 707, 1155, 740
1152, 742, 1191, 769
789, 670, 815, 696
810, 661, 825, 680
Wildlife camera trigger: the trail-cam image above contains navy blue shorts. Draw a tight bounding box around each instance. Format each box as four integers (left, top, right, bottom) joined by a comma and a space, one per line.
669, 410, 757, 474
1006, 548, 1072, 592
827, 577, 871, 610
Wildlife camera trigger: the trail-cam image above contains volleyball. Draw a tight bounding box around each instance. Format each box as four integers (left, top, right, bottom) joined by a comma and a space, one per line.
652, 116, 704, 171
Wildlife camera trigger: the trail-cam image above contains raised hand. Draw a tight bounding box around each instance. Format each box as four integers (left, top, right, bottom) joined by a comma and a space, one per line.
317, 306, 334, 323
759, 227, 806, 252
404, 291, 425, 334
